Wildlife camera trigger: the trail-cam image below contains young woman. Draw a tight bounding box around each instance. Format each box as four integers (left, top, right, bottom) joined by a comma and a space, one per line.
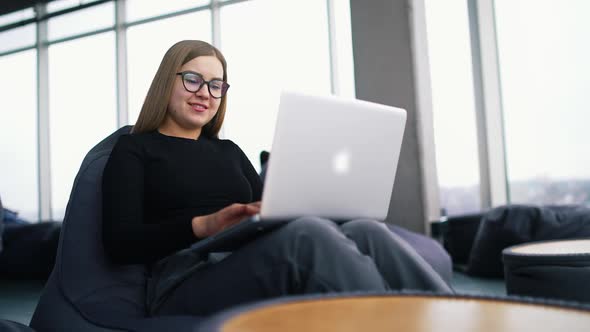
102, 40, 452, 317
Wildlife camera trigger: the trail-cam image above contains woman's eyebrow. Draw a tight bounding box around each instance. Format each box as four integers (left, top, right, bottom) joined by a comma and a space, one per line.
182, 70, 223, 81
199, 72, 224, 81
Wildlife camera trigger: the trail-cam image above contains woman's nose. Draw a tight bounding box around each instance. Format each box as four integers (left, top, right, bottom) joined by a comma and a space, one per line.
195, 84, 210, 98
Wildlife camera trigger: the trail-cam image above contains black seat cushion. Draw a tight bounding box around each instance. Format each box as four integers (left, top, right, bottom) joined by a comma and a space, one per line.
503, 239, 590, 302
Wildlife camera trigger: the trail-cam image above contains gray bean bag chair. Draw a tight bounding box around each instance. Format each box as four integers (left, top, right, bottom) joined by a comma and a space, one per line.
386, 224, 452, 284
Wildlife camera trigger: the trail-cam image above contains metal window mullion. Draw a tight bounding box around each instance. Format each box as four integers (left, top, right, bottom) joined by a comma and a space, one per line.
469, 0, 508, 208
409, 0, 441, 231
115, 0, 128, 127
211, 0, 224, 137
0, 45, 37, 58
468, 0, 492, 209
211, 0, 222, 48
46, 26, 114, 47
36, 3, 51, 221
326, 0, 339, 95
0, 0, 111, 34
125, 3, 211, 28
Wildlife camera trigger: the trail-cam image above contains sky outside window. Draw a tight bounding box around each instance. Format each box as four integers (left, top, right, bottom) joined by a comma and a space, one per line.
425, 0, 481, 215
49, 32, 117, 220
495, 0, 590, 205
220, 0, 332, 170
0, 50, 39, 221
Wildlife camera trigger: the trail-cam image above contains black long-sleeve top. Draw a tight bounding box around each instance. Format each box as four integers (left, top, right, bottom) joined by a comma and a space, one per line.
101, 130, 262, 265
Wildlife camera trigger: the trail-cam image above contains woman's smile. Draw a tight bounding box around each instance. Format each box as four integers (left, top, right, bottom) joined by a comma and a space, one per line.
189, 102, 208, 112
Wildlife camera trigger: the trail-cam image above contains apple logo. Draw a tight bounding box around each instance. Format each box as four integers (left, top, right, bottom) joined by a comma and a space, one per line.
332, 149, 351, 175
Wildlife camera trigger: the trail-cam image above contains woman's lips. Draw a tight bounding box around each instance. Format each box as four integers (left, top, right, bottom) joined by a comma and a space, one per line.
190, 103, 208, 112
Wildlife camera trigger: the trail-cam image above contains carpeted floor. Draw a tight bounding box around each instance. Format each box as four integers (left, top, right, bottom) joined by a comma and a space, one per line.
0, 271, 505, 326
450, 270, 505, 296
0, 279, 44, 325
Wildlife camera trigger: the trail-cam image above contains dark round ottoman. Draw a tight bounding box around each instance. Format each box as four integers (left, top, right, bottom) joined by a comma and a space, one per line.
503, 238, 590, 302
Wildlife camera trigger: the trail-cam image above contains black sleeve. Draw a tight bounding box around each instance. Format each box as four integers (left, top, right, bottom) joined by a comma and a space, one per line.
102, 135, 195, 265
234, 143, 263, 201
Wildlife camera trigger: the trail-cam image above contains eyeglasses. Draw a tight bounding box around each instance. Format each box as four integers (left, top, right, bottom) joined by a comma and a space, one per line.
176, 71, 230, 99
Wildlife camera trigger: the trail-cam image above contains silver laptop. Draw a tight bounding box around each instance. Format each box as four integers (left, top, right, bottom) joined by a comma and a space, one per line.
190, 90, 407, 253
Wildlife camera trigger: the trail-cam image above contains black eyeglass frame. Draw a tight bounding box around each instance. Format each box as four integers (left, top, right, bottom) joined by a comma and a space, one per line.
176, 71, 230, 99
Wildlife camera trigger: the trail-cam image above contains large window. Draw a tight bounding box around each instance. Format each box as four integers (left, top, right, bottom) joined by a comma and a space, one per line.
0, 50, 38, 221
126, 0, 209, 23
0, 0, 356, 220
48, 1, 114, 41
0, 7, 34, 26
220, 0, 332, 170
0, 8, 35, 53
495, 0, 590, 205
425, 0, 481, 215
331, 0, 356, 98
47, 0, 106, 13
0, 24, 35, 53
127, 11, 212, 123
49, 33, 117, 219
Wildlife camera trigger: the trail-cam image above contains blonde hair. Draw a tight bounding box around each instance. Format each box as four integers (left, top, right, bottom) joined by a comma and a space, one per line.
132, 40, 228, 138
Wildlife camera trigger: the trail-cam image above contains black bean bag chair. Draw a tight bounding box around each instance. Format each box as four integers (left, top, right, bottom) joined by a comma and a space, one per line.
467, 204, 590, 278
0, 221, 60, 280
0, 194, 61, 281
30, 126, 206, 332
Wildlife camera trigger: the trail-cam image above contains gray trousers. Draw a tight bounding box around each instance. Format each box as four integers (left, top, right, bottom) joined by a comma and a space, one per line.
151, 217, 452, 316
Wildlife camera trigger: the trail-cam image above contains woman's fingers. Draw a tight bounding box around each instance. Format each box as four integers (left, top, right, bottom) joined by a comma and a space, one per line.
224, 203, 260, 219
194, 202, 263, 238
217, 204, 257, 227
245, 203, 261, 215
223, 203, 253, 219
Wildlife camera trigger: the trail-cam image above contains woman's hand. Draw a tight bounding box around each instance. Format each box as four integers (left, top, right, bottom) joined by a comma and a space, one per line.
191, 202, 261, 238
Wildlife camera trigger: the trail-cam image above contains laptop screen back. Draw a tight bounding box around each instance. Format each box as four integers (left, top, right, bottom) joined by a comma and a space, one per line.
260, 91, 407, 221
